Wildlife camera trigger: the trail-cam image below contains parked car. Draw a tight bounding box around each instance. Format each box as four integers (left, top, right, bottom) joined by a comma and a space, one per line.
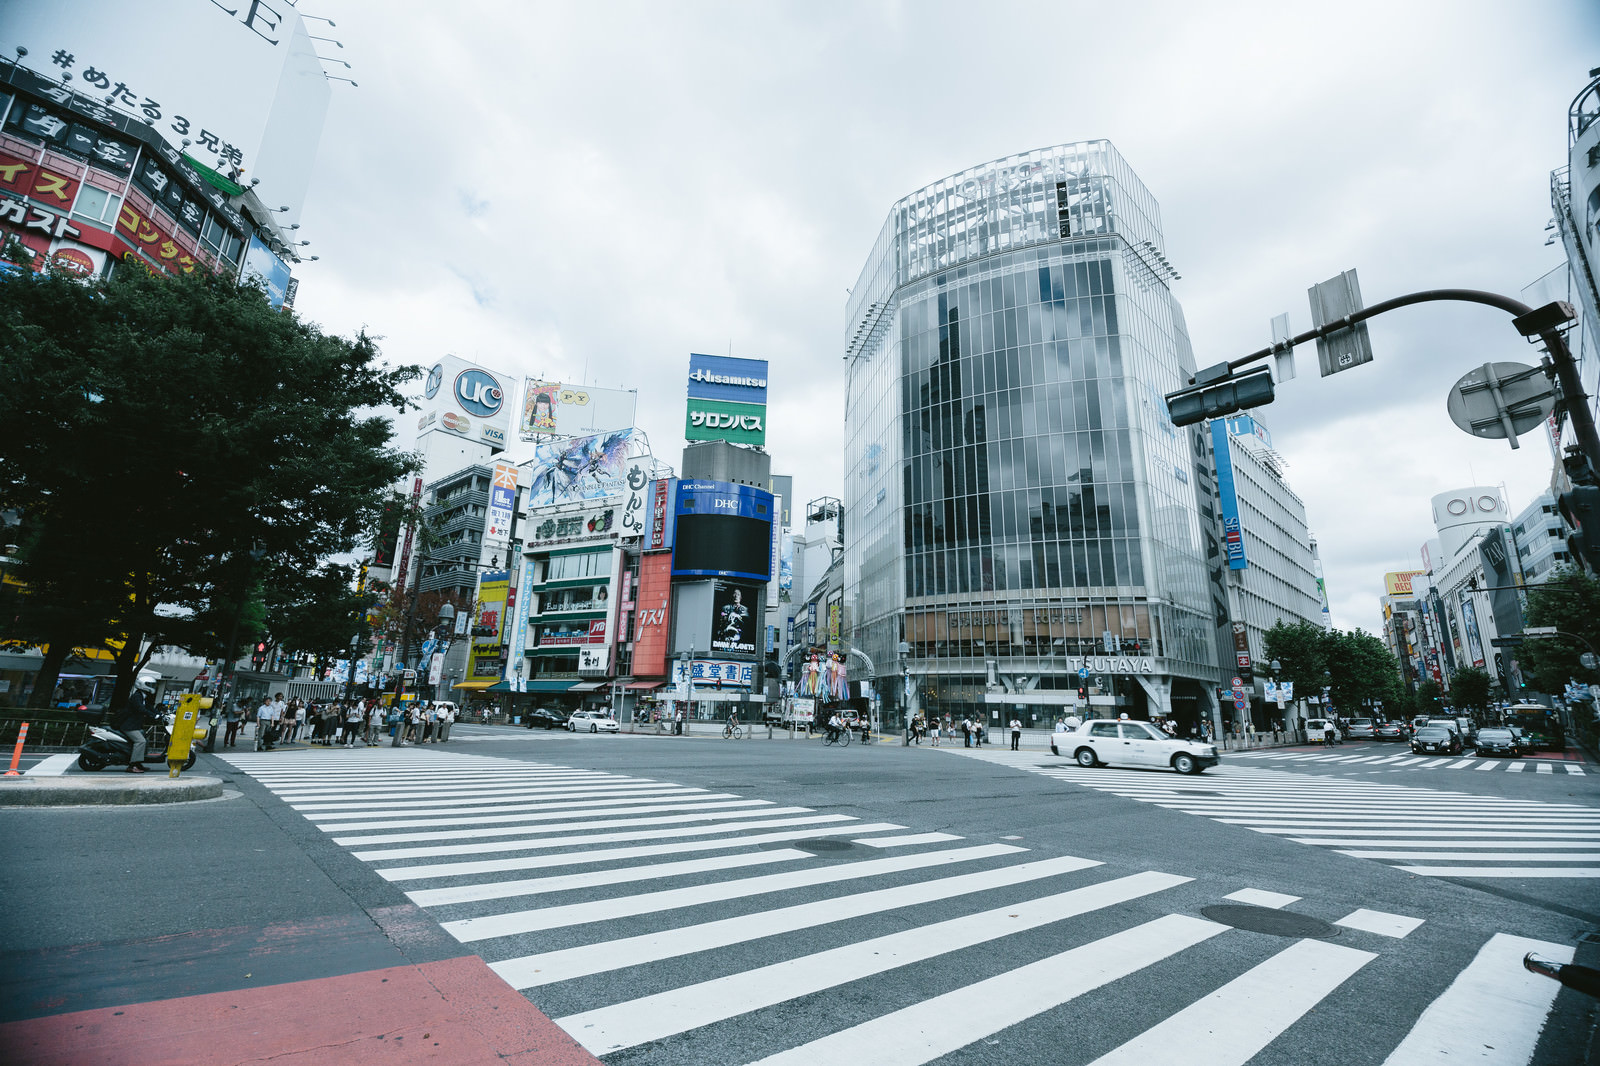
1346, 717, 1376, 739
567, 709, 620, 733
1051, 718, 1219, 774
1374, 721, 1406, 741
1474, 727, 1521, 758
1410, 725, 1463, 756
1305, 717, 1338, 744
522, 708, 567, 730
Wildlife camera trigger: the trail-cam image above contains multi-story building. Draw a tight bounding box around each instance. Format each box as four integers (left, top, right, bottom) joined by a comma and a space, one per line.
1510, 491, 1570, 583
841, 142, 1223, 733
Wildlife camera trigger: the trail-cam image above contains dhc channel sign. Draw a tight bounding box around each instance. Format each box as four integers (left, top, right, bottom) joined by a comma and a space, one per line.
455, 369, 505, 418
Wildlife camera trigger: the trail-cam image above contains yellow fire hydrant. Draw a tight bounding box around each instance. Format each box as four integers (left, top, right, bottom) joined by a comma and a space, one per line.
166, 693, 212, 777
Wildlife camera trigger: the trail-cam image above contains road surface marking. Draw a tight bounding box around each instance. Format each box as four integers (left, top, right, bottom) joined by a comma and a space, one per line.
854, 832, 963, 847
1223, 888, 1299, 908
1334, 909, 1424, 938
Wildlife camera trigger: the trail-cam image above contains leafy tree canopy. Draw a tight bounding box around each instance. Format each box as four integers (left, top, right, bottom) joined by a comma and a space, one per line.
0, 268, 420, 705
1518, 567, 1600, 695
1451, 666, 1493, 712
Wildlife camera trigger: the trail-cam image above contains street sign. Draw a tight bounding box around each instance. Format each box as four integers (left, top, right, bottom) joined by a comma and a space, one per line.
1489, 636, 1524, 647
1446, 361, 1556, 449
1524, 626, 1559, 637
403, 669, 417, 683
1308, 269, 1374, 377
1078, 668, 1090, 679
1231, 677, 1243, 688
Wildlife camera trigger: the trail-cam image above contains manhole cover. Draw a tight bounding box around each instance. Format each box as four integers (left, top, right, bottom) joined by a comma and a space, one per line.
792, 839, 855, 853
1200, 905, 1338, 939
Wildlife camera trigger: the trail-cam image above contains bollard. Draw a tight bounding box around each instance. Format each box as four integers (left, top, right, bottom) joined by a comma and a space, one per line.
4, 722, 28, 775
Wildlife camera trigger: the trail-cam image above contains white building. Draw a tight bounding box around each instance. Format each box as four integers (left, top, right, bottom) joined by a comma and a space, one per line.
1418, 487, 1526, 695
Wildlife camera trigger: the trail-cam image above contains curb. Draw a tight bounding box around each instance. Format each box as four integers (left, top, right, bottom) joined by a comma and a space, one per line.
0, 775, 224, 807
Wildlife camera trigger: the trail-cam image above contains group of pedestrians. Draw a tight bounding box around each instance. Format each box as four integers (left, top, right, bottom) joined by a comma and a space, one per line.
213, 693, 457, 750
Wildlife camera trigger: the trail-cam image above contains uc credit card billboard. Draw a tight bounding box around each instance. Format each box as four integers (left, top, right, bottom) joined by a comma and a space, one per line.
686, 354, 767, 445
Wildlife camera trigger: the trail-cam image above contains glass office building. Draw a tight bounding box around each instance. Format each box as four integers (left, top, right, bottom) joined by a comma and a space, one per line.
843, 142, 1222, 730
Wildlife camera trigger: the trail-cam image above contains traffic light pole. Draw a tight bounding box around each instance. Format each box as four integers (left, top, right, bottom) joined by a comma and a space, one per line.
1199, 289, 1600, 480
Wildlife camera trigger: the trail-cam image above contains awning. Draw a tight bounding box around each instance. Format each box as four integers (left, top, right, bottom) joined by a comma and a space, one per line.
626, 680, 667, 690
485, 680, 580, 694
569, 681, 608, 692
452, 679, 498, 691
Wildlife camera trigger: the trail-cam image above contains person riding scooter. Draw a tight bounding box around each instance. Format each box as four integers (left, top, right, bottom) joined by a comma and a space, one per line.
114, 680, 159, 774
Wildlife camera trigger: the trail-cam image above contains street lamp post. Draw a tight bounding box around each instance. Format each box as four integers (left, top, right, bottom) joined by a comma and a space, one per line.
678, 649, 695, 735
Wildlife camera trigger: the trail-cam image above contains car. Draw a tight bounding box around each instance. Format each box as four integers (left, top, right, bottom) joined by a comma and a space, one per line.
1410, 725, 1462, 756
1346, 717, 1376, 739
522, 708, 567, 730
567, 709, 620, 733
1374, 721, 1406, 741
1474, 727, 1520, 758
1305, 717, 1338, 743
1051, 717, 1219, 774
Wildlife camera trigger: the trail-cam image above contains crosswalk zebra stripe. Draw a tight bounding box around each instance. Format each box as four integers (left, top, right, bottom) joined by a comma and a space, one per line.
289, 785, 703, 809
1379, 933, 1574, 1065
1222, 888, 1299, 908
742, 914, 1229, 1066
300, 791, 733, 820
1333, 910, 1424, 938
1447, 759, 1476, 769
490, 854, 1105, 990
555, 870, 1193, 1055
855, 832, 962, 847
442, 843, 1028, 942
375, 821, 907, 881
1083, 938, 1376, 1066
1569, 765, 1588, 774
314, 797, 775, 832
331, 806, 818, 847
1536, 763, 1553, 774
1337, 850, 1600, 861
351, 815, 872, 861
404, 847, 818, 907
1395, 865, 1600, 877
1508, 762, 1527, 772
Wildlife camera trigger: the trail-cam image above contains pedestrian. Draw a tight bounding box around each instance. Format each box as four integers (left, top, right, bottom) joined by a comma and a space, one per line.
222, 700, 243, 747
255, 694, 280, 750
280, 699, 299, 743
930, 720, 941, 747
961, 717, 972, 747
343, 702, 363, 747
438, 703, 454, 742
1010, 716, 1022, 751
366, 700, 383, 745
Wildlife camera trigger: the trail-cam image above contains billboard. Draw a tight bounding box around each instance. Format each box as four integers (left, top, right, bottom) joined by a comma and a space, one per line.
711, 583, 758, 655
1211, 420, 1248, 570
1477, 527, 1523, 637
524, 501, 622, 550
241, 234, 290, 309
632, 553, 673, 677
487, 462, 518, 542
686, 354, 767, 446
522, 429, 637, 507
647, 478, 674, 550
3, 2, 332, 227
467, 569, 510, 684
671, 480, 776, 582
1383, 570, 1427, 597
686, 396, 766, 446
416, 355, 515, 452
519, 380, 637, 438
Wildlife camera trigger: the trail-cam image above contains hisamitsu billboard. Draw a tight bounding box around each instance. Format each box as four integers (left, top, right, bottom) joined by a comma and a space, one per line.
687, 354, 768, 404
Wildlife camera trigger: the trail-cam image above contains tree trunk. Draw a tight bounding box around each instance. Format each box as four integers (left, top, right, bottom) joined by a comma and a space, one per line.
26, 640, 71, 708
107, 630, 145, 711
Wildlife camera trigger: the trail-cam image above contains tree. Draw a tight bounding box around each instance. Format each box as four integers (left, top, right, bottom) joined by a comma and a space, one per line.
1322, 627, 1403, 716
1517, 567, 1600, 696
1263, 620, 1327, 696
1415, 677, 1444, 714
0, 268, 420, 706
1451, 666, 1493, 713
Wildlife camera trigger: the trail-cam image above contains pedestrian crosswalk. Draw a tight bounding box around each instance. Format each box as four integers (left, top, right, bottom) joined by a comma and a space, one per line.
219, 749, 1578, 1064
1223, 749, 1586, 775
945, 748, 1600, 880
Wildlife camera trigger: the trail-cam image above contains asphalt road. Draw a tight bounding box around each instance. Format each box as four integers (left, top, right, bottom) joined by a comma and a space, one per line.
2, 724, 1596, 1065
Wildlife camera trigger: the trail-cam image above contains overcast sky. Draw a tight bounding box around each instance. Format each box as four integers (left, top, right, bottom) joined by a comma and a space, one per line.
284, 0, 1598, 633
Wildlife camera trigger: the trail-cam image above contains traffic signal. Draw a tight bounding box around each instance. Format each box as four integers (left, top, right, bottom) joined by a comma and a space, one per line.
1165, 365, 1275, 428
1556, 485, 1600, 571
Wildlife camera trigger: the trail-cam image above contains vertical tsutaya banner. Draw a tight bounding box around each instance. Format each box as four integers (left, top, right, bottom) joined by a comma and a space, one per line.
487, 462, 518, 542
1211, 421, 1247, 570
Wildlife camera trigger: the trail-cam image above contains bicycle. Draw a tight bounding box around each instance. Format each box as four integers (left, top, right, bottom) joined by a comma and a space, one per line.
823, 726, 852, 746
722, 721, 744, 740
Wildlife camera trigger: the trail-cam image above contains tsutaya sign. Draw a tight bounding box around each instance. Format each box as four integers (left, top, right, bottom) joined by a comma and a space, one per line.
1065, 656, 1156, 675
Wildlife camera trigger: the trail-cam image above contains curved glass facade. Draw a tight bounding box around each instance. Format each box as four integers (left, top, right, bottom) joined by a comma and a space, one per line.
843, 142, 1220, 727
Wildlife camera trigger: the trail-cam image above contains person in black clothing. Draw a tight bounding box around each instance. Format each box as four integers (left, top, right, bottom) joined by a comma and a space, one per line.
115, 681, 159, 773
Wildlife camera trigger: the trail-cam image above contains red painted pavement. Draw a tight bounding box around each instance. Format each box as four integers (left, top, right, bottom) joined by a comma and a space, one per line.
1, 954, 603, 1066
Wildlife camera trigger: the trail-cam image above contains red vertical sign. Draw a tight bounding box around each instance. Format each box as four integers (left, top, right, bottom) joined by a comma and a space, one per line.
632, 552, 673, 677
395, 476, 424, 585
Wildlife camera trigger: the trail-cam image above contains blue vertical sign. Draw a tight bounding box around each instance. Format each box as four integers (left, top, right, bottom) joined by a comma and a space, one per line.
1212, 420, 1248, 570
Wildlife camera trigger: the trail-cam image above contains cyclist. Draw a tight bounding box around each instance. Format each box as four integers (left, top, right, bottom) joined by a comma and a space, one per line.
724, 710, 741, 738
826, 711, 843, 743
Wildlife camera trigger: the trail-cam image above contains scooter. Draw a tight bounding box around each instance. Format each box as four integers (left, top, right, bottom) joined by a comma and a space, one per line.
75, 710, 198, 772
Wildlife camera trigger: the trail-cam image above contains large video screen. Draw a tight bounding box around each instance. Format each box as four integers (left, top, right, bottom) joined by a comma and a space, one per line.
673, 514, 772, 581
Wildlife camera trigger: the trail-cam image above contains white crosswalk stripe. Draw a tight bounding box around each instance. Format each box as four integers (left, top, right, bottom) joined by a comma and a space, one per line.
218, 748, 1579, 1064
1223, 747, 1589, 775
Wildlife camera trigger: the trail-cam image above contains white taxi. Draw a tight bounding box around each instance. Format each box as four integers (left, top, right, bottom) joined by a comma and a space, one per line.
1050, 717, 1219, 774
567, 709, 620, 733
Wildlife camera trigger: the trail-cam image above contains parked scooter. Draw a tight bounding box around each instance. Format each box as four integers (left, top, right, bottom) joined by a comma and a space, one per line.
75, 709, 198, 772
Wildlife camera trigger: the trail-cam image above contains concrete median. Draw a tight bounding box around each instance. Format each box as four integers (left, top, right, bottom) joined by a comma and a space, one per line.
0, 775, 224, 807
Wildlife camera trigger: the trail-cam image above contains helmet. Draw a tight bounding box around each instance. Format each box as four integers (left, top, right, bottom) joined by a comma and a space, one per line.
134, 679, 155, 695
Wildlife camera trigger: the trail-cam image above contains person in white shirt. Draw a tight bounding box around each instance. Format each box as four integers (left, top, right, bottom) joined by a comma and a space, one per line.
437, 705, 454, 743
1010, 717, 1023, 750
255, 695, 279, 750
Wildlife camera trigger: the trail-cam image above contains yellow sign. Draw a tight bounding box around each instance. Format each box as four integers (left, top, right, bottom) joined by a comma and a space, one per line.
1384, 570, 1427, 596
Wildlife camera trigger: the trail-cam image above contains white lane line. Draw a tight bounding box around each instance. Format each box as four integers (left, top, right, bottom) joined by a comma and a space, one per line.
1220, 818, 1595, 829
1222, 888, 1300, 909
1507, 761, 1527, 773
853, 832, 963, 848
1084, 938, 1376, 1066
491, 854, 1105, 990
1337, 851, 1600, 861
352, 815, 870, 861
288, 785, 702, 810
1334, 909, 1424, 938
443, 843, 1027, 942
1446, 759, 1477, 769
1380, 933, 1574, 1065
300, 791, 735, 820
331, 806, 817, 847
1314, 839, 1600, 849
1267, 829, 1600, 839
1536, 763, 1553, 774
23, 753, 77, 775
377, 822, 903, 881
1395, 866, 1600, 877
742, 915, 1228, 1066
557, 871, 1192, 1055
314, 797, 773, 832
1567, 765, 1587, 775
406, 848, 816, 907
269, 772, 616, 789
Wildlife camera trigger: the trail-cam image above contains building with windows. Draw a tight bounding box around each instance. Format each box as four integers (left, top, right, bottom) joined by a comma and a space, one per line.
842, 142, 1223, 733
1510, 491, 1570, 583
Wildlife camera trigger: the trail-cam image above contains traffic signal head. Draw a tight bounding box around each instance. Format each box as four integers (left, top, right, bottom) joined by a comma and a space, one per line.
1557, 485, 1600, 570
1165, 366, 1276, 427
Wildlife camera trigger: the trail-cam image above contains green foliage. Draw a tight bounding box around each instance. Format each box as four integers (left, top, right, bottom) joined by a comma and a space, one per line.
1415, 677, 1443, 710
1518, 567, 1600, 694
0, 268, 420, 702
1265, 620, 1405, 714
1262, 620, 1326, 694
1451, 666, 1493, 712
